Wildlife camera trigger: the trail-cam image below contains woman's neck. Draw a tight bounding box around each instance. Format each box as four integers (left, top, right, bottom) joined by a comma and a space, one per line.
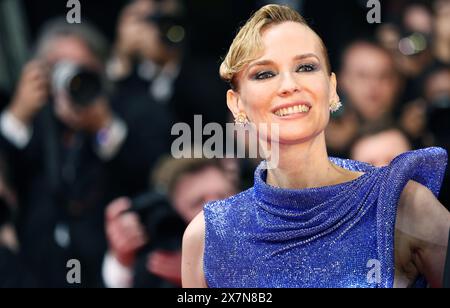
266, 133, 354, 190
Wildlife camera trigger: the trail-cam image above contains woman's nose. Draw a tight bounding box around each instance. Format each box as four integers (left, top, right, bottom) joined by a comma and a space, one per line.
278, 72, 300, 96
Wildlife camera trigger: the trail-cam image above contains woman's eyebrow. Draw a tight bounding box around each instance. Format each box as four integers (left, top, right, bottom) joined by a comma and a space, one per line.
247, 60, 274, 70
248, 53, 320, 70
293, 53, 320, 61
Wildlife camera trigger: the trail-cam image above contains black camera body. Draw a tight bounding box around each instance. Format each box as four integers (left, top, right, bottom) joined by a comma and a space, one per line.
143, 1, 186, 50
129, 191, 186, 251
128, 191, 186, 288
51, 61, 104, 107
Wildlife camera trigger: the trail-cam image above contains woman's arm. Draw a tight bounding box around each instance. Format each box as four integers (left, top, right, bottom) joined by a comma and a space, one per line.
181, 211, 208, 288
397, 181, 450, 287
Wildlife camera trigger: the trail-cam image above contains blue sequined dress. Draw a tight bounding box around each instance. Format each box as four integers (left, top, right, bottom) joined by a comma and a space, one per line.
204, 147, 448, 288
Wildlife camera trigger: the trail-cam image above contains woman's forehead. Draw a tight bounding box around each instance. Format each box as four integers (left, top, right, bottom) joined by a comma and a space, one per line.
257, 22, 323, 61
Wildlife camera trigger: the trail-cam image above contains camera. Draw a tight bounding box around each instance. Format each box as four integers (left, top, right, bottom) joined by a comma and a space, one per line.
128, 191, 186, 251
128, 191, 186, 287
143, 12, 186, 48
51, 61, 104, 107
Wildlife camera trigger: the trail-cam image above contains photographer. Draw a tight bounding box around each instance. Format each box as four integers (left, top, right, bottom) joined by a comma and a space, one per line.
108, 0, 185, 111
0, 19, 142, 287
108, 0, 228, 132
102, 157, 237, 288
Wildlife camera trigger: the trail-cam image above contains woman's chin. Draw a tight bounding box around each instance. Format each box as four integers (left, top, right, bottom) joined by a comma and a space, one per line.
270, 111, 316, 128
273, 132, 316, 145
254, 115, 322, 144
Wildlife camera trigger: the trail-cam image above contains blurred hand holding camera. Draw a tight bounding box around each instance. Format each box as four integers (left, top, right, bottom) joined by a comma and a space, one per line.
147, 250, 182, 286
105, 197, 148, 267
54, 91, 113, 134
110, 0, 155, 79
8, 60, 50, 126
8, 58, 114, 134
115, 10, 146, 59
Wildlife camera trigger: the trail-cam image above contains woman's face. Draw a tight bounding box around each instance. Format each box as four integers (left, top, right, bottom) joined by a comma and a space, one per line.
228, 22, 338, 145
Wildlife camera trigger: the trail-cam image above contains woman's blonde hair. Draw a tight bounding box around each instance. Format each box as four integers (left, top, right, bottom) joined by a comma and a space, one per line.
219, 4, 331, 90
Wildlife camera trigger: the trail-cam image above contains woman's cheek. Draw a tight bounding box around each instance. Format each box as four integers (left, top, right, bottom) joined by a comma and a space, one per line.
244, 89, 272, 120
310, 81, 330, 110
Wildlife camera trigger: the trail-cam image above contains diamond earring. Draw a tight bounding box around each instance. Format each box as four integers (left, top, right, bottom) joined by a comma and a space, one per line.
330, 100, 342, 113
234, 112, 249, 126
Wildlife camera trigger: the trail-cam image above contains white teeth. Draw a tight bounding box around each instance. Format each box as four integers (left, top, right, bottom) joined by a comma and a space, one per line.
274, 104, 310, 117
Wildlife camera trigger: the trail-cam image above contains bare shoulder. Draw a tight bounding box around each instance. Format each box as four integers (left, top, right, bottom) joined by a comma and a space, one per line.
184, 211, 205, 242
182, 211, 207, 288
398, 180, 450, 245
396, 180, 450, 287
183, 212, 206, 261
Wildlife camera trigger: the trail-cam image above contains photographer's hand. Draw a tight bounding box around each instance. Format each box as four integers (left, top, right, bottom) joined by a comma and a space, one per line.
8, 60, 50, 125
115, 14, 143, 60
105, 197, 148, 267
54, 92, 113, 134
147, 250, 182, 287
109, 1, 150, 80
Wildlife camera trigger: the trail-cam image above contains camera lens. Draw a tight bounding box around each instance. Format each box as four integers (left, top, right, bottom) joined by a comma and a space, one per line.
144, 13, 185, 47
52, 61, 103, 107
67, 71, 102, 106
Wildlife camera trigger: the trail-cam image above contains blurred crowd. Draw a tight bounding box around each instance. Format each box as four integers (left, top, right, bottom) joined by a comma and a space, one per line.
0, 0, 448, 287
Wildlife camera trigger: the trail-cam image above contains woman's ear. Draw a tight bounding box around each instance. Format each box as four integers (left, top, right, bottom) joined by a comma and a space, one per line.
226, 89, 242, 117
329, 73, 340, 103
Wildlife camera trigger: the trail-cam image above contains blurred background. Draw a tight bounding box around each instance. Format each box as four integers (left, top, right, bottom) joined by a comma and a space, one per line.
0, 0, 448, 287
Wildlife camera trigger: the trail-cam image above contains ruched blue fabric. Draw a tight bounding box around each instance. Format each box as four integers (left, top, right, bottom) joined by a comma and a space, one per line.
204, 147, 447, 288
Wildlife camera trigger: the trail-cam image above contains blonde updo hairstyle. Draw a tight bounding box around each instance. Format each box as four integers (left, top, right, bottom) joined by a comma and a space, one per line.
219, 4, 331, 91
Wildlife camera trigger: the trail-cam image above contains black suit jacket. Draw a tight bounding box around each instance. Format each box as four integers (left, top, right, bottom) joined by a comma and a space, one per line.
0, 101, 171, 287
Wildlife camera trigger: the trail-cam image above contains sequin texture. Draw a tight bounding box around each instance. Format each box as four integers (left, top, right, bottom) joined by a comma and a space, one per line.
204, 147, 448, 288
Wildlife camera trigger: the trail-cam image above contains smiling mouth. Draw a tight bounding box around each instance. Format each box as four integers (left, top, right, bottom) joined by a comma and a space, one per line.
273, 104, 311, 117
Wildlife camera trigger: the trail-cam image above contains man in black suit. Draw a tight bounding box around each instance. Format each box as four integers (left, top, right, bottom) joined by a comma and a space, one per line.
0, 18, 172, 287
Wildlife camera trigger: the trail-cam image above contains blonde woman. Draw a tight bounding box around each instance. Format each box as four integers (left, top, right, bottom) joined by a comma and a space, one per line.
182, 5, 450, 288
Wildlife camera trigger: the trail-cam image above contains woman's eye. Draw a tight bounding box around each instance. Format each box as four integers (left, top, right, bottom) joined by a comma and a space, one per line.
297, 64, 317, 72
254, 71, 275, 80
252, 64, 317, 80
